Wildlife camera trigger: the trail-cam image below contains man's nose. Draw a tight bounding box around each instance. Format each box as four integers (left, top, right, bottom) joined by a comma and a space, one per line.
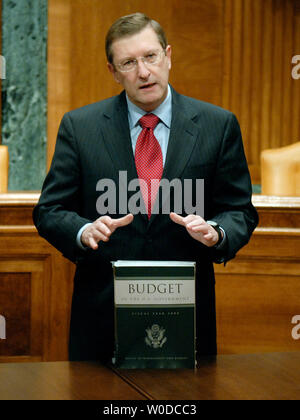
136, 59, 151, 78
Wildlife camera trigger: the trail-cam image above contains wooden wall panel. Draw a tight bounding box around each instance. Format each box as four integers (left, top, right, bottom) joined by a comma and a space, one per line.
0, 273, 31, 356
0, 194, 75, 362
215, 195, 300, 354
47, 0, 72, 169
0, 253, 48, 361
68, 0, 223, 110
47, 0, 223, 167
222, 0, 300, 183
1, 193, 300, 360
292, 2, 300, 144
215, 237, 300, 354
167, 0, 223, 105
47, 0, 300, 184
0, 0, 2, 144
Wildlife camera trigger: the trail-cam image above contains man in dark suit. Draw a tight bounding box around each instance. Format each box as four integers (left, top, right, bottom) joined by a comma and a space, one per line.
33, 13, 258, 362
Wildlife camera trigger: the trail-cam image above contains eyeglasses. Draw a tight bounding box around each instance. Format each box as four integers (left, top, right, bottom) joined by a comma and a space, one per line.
115, 50, 166, 73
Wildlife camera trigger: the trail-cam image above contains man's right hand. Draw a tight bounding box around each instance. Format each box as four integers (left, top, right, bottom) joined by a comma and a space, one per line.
81, 214, 134, 250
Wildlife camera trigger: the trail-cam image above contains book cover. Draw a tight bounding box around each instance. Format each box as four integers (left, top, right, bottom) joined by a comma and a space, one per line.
112, 261, 196, 369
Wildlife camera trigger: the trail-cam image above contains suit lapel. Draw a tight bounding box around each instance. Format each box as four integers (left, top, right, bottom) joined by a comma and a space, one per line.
101, 91, 137, 182
163, 92, 198, 181
149, 89, 199, 226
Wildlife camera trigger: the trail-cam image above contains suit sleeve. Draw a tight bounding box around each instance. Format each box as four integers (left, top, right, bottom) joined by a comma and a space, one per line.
210, 112, 258, 263
33, 112, 91, 262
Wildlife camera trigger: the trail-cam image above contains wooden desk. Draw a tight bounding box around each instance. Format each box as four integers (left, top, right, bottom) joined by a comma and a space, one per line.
0, 353, 299, 400
0, 361, 146, 400
119, 352, 300, 400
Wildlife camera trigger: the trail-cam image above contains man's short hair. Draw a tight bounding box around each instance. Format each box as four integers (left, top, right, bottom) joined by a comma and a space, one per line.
105, 12, 168, 64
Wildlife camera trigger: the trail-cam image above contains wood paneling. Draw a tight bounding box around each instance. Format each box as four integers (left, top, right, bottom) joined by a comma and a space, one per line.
47, 0, 72, 169
47, 0, 300, 184
0, 273, 31, 355
0, 193, 75, 362
1, 193, 300, 360
222, 0, 300, 183
0, 0, 2, 144
215, 195, 300, 354
0, 192, 37, 224
167, 0, 223, 105
47, 0, 224, 167
67, 0, 223, 108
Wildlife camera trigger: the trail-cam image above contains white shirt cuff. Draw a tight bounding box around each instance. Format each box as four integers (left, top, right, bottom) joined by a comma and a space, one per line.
76, 223, 92, 250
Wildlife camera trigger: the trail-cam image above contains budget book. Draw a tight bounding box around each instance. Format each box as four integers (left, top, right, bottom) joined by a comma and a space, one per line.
112, 260, 196, 369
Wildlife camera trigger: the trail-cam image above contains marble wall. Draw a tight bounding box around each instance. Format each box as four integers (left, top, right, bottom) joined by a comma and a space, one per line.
1, 0, 47, 190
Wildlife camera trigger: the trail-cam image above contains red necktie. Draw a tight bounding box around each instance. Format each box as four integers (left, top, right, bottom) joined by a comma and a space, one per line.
135, 114, 163, 219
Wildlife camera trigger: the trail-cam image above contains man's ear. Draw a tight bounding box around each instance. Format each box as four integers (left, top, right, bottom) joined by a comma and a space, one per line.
165, 45, 172, 70
107, 62, 120, 84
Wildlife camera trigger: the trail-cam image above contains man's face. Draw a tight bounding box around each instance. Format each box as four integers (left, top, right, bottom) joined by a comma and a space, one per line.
108, 26, 171, 112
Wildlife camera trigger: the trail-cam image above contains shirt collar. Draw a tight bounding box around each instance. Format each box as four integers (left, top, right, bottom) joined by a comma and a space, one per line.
126, 85, 172, 129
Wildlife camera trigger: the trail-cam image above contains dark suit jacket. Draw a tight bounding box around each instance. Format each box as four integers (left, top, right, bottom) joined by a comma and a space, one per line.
33, 87, 258, 361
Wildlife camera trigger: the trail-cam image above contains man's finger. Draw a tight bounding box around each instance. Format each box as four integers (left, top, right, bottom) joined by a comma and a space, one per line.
186, 219, 205, 229
94, 221, 111, 237
89, 237, 99, 250
203, 232, 213, 240
169, 212, 186, 226
189, 224, 210, 233
113, 213, 134, 228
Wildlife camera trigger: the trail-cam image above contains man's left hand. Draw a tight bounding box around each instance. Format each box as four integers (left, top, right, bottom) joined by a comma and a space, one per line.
169, 212, 221, 247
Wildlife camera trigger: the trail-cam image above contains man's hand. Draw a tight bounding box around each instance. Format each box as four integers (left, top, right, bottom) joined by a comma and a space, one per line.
169, 212, 221, 247
81, 214, 134, 250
